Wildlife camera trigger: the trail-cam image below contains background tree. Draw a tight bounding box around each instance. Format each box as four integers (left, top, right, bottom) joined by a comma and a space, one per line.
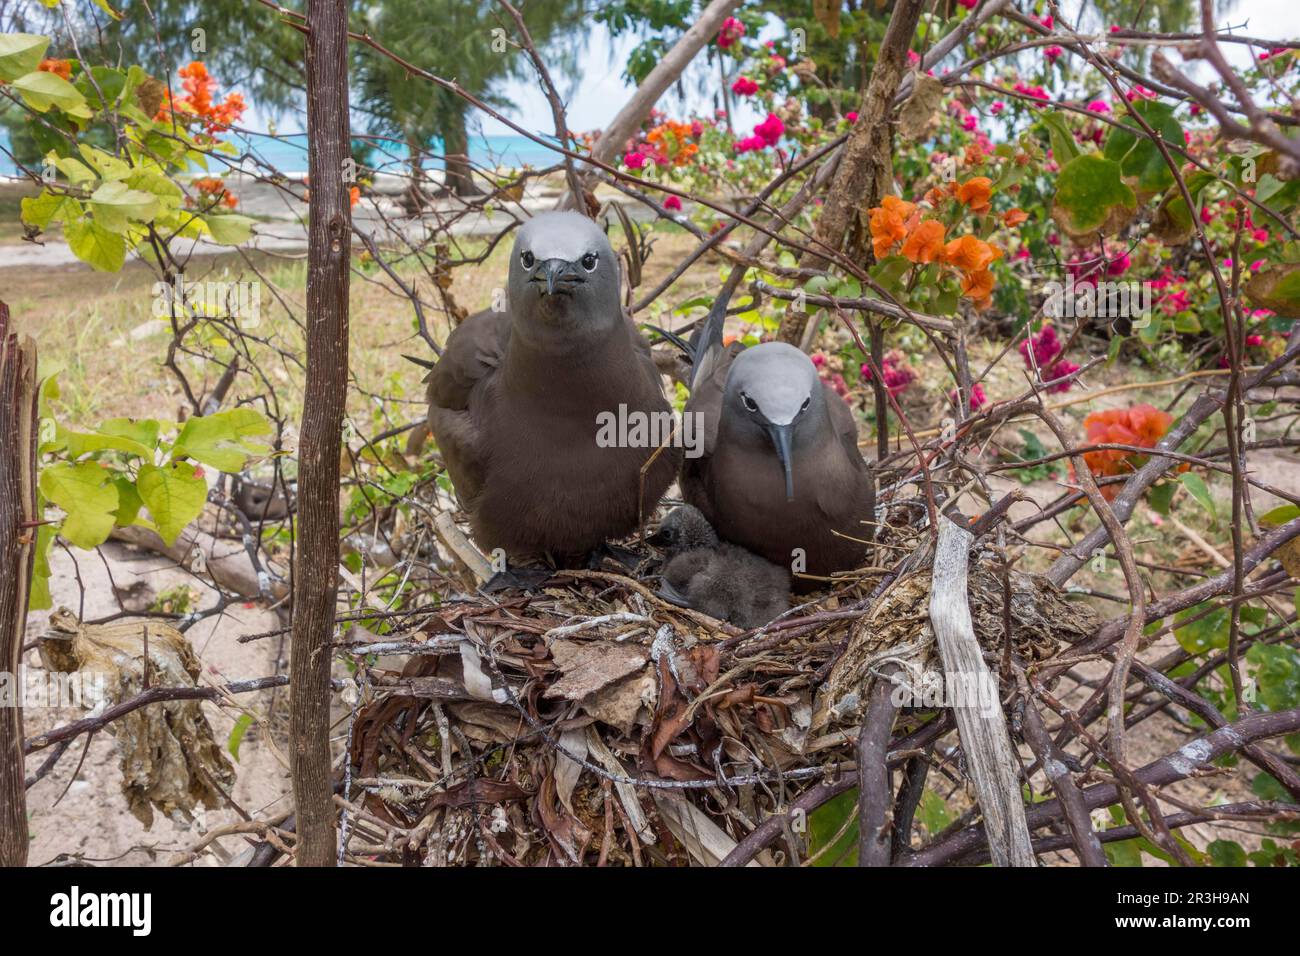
352, 0, 587, 197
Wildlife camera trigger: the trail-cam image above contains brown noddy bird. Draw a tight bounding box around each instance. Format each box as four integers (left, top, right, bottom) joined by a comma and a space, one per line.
680, 306, 875, 593
649, 505, 791, 628
425, 211, 681, 561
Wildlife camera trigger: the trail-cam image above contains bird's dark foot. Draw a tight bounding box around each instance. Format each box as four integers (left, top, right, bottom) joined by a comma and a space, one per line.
481, 567, 557, 593
585, 542, 643, 572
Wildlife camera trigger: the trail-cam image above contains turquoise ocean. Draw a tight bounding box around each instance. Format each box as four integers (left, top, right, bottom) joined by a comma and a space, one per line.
0, 129, 566, 178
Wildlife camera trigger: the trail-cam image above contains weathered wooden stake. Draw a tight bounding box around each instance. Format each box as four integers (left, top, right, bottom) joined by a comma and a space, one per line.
929, 517, 1036, 867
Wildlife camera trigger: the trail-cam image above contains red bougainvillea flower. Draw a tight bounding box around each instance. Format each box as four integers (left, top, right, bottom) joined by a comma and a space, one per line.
731, 76, 759, 96
663, 195, 682, 212
1075, 404, 1174, 500
38, 58, 72, 80
717, 17, 745, 49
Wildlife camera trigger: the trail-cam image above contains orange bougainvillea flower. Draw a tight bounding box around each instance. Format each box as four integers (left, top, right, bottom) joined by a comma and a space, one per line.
960, 269, 996, 308
349, 186, 360, 208
38, 58, 72, 80
1002, 208, 1028, 227
941, 234, 1000, 273
922, 185, 949, 207
954, 176, 993, 213
901, 218, 946, 263
868, 195, 917, 258
1074, 404, 1175, 500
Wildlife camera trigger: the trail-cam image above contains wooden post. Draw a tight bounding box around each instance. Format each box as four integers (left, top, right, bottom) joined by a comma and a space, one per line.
291, 0, 352, 867
0, 301, 38, 867
929, 517, 1036, 867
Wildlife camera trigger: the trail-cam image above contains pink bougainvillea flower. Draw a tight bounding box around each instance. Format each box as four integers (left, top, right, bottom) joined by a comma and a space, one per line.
754, 112, 785, 146
731, 76, 759, 96
624, 150, 647, 169
990, 101, 1005, 115
1044, 359, 1080, 393
663, 195, 682, 211
907, 50, 921, 66
1044, 45, 1063, 62
717, 17, 745, 49
1106, 252, 1131, 276
957, 0, 978, 8
845, 111, 859, 124
1247, 334, 1265, 347
950, 382, 988, 411
1039, 14, 1054, 28
1020, 323, 1063, 369
1086, 99, 1111, 113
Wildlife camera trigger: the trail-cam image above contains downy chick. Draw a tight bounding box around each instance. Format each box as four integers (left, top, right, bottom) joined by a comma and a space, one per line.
648, 505, 792, 628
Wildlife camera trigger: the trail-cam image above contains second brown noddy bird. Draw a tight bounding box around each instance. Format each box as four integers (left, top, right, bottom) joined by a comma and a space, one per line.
680, 304, 876, 593
425, 211, 681, 562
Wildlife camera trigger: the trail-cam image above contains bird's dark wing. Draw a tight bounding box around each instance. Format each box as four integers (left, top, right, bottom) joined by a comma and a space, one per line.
425, 308, 509, 411
824, 383, 868, 476
817, 383, 875, 532
425, 308, 510, 508
684, 340, 744, 459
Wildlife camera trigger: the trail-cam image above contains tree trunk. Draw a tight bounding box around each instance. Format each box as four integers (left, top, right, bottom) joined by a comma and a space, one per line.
442, 108, 482, 197
291, 0, 352, 868
0, 301, 38, 868
777, 0, 925, 346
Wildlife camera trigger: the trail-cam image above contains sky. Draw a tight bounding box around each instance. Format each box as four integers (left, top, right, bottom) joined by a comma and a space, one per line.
195, 0, 1300, 143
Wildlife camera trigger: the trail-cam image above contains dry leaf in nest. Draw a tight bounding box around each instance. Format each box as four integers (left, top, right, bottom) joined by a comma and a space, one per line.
40, 608, 235, 827
812, 562, 1098, 732
898, 74, 945, 141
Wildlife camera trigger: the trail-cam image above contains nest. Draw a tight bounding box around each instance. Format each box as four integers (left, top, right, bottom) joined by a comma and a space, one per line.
336, 504, 1098, 866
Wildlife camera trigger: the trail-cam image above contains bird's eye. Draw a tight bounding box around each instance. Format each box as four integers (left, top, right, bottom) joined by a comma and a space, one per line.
520, 250, 535, 269
800, 397, 811, 412
741, 393, 759, 413
581, 252, 598, 272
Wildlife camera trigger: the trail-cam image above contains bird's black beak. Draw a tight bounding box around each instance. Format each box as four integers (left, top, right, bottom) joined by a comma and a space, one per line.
535, 258, 582, 295
765, 423, 795, 501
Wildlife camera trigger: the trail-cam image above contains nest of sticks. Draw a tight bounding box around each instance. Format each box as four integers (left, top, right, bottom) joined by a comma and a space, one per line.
334, 492, 1098, 866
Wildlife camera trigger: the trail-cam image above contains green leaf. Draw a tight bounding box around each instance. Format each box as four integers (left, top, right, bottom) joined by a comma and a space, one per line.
29, 523, 55, 611
807, 789, 858, 866
65, 218, 126, 272
917, 788, 952, 835
59, 419, 157, 459
1260, 504, 1300, 527
0, 33, 50, 83
88, 180, 159, 231
171, 408, 271, 473
21, 191, 83, 230
136, 461, 208, 546
1207, 839, 1248, 867
1103, 100, 1184, 194
204, 214, 255, 246
11, 69, 90, 117
1179, 472, 1216, 521
38, 460, 120, 549
1147, 481, 1176, 516
1245, 263, 1300, 315
1051, 153, 1136, 240
227, 713, 254, 762
1040, 113, 1081, 165
111, 477, 143, 527
1175, 605, 1229, 655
